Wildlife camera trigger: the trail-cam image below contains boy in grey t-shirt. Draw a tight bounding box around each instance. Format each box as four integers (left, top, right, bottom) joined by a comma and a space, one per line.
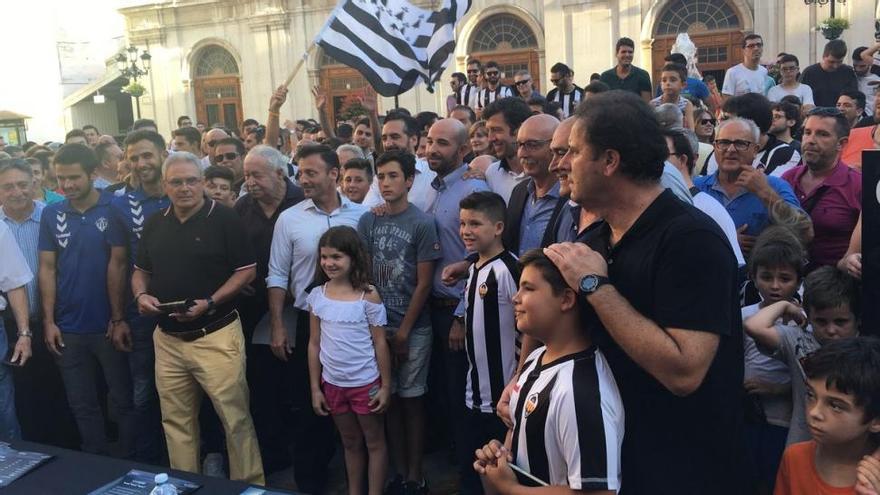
356, 151, 440, 493
744, 266, 860, 445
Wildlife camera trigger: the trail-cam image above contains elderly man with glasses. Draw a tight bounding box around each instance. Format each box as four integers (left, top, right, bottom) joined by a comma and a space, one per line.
693, 117, 801, 255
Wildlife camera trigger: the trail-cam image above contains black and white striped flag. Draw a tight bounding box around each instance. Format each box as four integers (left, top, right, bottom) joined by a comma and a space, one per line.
314, 0, 471, 97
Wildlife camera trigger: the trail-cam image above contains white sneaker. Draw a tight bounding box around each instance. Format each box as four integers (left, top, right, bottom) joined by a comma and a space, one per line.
202, 452, 226, 478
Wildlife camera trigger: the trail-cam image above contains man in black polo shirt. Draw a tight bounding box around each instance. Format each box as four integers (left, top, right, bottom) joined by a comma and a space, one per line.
234, 144, 303, 474
545, 91, 746, 494
131, 151, 264, 484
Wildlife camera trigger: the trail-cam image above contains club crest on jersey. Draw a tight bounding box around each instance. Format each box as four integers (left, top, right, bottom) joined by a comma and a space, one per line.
95, 217, 109, 232
479, 283, 488, 298
524, 393, 539, 417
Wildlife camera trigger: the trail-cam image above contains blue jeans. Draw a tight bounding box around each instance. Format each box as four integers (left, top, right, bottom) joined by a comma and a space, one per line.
0, 320, 21, 441
55, 332, 135, 457
129, 317, 163, 464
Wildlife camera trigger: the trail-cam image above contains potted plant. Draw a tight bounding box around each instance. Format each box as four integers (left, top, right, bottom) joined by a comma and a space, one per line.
818, 17, 850, 41
122, 81, 146, 98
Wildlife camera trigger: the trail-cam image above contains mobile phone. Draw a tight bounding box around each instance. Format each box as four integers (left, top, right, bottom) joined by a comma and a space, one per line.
155, 299, 196, 315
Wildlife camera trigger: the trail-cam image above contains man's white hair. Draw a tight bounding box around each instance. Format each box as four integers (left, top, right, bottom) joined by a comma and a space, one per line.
162, 151, 202, 177
247, 145, 289, 176
717, 117, 760, 143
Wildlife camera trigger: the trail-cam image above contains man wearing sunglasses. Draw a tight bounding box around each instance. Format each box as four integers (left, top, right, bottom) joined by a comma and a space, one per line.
545, 63, 584, 118
512, 70, 541, 101
201, 127, 229, 169
213, 137, 246, 195
475, 61, 513, 116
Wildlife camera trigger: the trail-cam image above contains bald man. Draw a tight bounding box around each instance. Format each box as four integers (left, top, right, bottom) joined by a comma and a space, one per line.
502, 114, 567, 255
201, 128, 229, 169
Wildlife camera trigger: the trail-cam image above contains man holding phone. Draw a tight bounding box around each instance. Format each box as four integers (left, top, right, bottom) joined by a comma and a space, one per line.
0, 220, 33, 440
131, 151, 263, 484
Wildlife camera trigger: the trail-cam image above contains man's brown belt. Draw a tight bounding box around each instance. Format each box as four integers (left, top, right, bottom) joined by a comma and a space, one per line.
163, 311, 238, 342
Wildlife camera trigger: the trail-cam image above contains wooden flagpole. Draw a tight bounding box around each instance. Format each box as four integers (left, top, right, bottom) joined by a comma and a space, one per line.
283, 42, 316, 89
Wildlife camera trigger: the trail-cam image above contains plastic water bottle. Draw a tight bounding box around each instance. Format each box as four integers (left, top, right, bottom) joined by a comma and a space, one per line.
149, 473, 179, 495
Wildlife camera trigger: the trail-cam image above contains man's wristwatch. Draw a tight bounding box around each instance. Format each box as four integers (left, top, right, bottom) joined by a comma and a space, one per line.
17, 329, 32, 338
205, 297, 215, 311
578, 274, 610, 297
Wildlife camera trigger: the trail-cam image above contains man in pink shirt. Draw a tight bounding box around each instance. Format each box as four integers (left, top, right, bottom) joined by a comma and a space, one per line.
782, 107, 861, 270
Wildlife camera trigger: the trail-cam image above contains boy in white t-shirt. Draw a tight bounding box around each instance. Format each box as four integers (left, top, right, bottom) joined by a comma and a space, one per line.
723, 34, 769, 99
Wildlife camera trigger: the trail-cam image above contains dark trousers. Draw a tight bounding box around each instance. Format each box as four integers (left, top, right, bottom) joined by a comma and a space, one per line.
55, 332, 135, 458
428, 303, 469, 479
128, 318, 164, 464
247, 344, 296, 474
460, 408, 508, 495
4, 318, 79, 448
291, 308, 335, 494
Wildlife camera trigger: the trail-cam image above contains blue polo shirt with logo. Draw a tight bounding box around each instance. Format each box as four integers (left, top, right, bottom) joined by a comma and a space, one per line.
38, 191, 125, 334
693, 172, 800, 237
111, 188, 171, 321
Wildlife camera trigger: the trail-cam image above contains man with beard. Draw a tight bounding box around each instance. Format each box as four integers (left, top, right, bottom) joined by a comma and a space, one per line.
459, 59, 482, 111
782, 108, 860, 271
267, 145, 366, 493
108, 130, 170, 464
39, 144, 135, 457
546, 63, 585, 118
475, 61, 513, 115
235, 144, 304, 475
600, 38, 653, 102
423, 119, 489, 492
362, 113, 437, 211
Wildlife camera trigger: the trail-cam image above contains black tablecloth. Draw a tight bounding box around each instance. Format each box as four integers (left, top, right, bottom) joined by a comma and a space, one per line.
1, 440, 290, 494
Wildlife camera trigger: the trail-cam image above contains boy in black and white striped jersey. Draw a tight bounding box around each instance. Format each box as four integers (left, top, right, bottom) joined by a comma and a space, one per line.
474, 249, 624, 494
452, 191, 521, 495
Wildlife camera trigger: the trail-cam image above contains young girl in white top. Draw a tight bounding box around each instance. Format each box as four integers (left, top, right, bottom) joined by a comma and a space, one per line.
307, 226, 391, 495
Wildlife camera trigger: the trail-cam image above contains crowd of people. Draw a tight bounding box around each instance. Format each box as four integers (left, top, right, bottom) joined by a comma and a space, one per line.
1, 32, 880, 495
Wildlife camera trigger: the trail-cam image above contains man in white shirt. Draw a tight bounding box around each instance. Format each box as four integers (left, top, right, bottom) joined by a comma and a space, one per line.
722, 34, 768, 101
362, 113, 437, 211
266, 144, 366, 494
0, 220, 33, 440
481, 97, 532, 202
854, 47, 880, 117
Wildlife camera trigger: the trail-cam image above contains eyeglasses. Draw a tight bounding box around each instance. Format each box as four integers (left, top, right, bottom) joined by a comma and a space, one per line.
714, 139, 753, 151
745, 42, 764, 49
215, 152, 239, 162
516, 139, 551, 151
514, 79, 531, 86
166, 177, 201, 188
485, 70, 499, 77
780, 66, 799, 72
700, 118, 716, 126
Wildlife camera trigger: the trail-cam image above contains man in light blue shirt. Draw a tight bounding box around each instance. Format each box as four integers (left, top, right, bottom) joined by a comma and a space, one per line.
424, 119, 489, 493
693, 118, 801, 256
266, 144, 365, 494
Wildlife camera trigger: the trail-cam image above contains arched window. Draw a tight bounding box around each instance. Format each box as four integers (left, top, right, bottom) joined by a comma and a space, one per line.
655, 0, 740, 36
469, 14, 538, 53
194, 46, 239, 77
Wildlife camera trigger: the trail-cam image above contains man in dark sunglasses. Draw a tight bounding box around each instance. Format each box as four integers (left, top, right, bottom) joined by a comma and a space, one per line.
213, 137, 246, 194
475, 60, 513, 115
546, 62, 584, 118
512, 70, 541, 101
201, 127, 229, 168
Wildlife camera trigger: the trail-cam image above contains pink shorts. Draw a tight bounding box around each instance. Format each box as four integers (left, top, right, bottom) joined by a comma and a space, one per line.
322, 378, 381, 415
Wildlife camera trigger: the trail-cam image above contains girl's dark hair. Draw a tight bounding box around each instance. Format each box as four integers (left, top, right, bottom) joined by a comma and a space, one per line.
313, 226, 372, 290
748, 225, 807, 280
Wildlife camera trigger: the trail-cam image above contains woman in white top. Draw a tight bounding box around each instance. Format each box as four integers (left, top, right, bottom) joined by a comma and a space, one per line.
767, 54, 815, 110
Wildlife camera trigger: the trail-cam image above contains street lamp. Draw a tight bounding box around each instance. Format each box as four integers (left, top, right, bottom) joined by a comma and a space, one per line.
803, 0, 846, 19
116, 45, 152, 119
